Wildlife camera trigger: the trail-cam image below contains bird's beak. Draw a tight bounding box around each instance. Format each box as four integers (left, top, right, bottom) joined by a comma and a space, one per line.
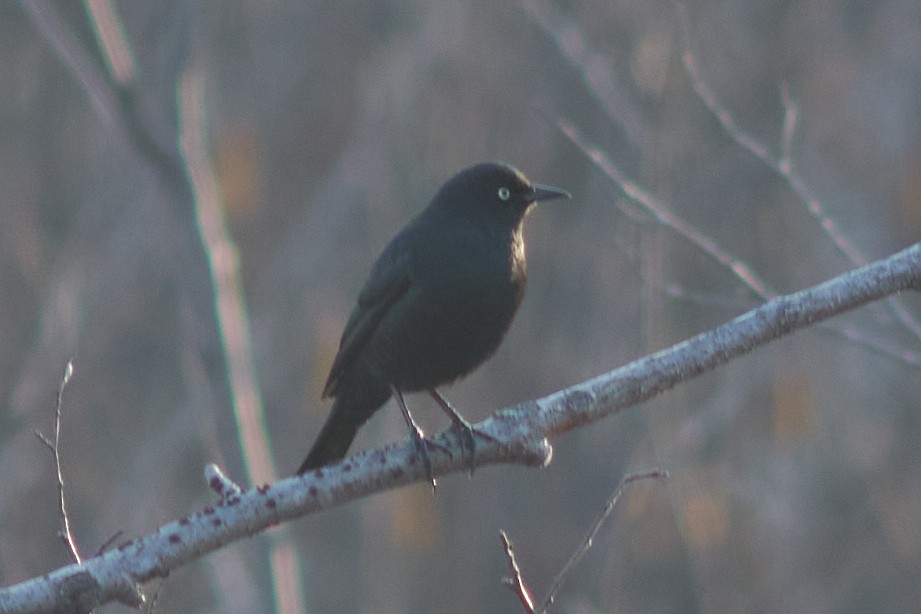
529, 182, 571, 203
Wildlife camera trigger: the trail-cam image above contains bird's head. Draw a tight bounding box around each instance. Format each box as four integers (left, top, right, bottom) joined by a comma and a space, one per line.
430, 162, 570, 229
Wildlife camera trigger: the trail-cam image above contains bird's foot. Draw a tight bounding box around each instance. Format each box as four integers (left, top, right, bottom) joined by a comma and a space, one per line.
393, 386, 444, 491
406, 423, 449, 491
447, 413, 497, 474
430, 391, 496, 475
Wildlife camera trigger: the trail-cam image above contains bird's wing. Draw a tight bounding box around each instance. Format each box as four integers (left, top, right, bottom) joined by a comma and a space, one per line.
322, 244, 413, 398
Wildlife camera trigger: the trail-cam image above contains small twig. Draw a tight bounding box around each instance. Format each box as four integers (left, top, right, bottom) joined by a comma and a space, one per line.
20, 0, 119, 124
499, 470, 667, 613
205, 463, 242, 500
681, 48, 870, 267
34, 360, 81, 565
96, 530, 124, 557
556, 117, 774, 299
499, 530, 537, 613
534, 470, 668, 613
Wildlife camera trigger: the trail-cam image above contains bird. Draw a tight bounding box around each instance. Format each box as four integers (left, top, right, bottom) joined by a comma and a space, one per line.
297, 162, 570, 477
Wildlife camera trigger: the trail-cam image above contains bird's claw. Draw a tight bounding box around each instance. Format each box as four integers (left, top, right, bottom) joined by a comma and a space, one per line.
446, 414, 496, 475
407, 425, 449, 491
430, 390, 495, 475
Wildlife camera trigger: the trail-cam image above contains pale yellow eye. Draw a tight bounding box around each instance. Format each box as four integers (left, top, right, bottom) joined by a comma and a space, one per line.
497, 187, 511, 201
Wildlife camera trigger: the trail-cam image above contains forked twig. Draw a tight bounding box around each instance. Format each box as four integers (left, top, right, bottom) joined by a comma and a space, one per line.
501, 470, 668, 613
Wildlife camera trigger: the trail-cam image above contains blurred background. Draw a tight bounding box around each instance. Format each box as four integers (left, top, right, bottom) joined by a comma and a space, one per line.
2, 1, 921, 612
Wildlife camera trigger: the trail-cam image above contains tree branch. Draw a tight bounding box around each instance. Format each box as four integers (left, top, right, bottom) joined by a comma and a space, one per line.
1, 240, 918, 612
33, 361, 81, 566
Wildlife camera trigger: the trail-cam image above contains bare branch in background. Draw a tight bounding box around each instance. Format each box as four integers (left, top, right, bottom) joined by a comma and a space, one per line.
678, 7, 921, 342
20, 1, 303, 611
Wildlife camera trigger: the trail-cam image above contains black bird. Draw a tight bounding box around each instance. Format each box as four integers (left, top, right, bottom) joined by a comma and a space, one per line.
298, 162, 570, 475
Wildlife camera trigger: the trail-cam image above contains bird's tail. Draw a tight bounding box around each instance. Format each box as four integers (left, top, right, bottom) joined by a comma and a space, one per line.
297, 385, 390, 474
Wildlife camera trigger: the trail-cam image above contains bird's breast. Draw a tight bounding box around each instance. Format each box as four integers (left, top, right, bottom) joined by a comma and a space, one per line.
413, 224, 526, 311
374, 223, 526, 388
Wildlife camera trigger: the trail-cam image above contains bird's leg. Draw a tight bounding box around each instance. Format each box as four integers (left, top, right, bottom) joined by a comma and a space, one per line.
429, 390, 496, 474
391, 386, 437, 490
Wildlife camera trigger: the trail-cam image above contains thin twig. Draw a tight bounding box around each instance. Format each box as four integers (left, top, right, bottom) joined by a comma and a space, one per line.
500, 530, 536, 613
34, 360, 81, 564
20, 0, 118, 124
534, 470, 668, 614
518, 0, 648, 148
96, 530, 125, 557
205, 463, 242, 500
556, 117, 774, 299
